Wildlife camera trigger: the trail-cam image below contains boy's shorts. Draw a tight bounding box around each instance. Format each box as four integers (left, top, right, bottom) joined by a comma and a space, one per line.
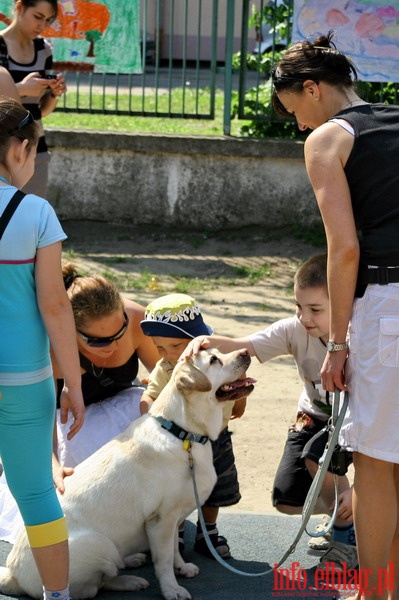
272, 411, 335, 509
204, 427, 241, 508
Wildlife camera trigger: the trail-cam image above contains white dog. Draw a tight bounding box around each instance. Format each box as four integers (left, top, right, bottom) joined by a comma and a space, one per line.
0, 349, 254, 600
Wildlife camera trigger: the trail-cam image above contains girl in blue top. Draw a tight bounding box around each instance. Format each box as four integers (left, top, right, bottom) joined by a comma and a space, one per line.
0, 97, 84, 600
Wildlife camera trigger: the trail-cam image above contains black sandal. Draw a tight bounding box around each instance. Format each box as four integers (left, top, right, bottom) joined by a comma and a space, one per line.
194, 524, 231, 559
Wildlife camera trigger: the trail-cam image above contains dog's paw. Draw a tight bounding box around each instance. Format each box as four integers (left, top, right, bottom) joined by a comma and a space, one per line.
123, 552, 148, 568
162, 583, 192, 600
175, 562, 199, 578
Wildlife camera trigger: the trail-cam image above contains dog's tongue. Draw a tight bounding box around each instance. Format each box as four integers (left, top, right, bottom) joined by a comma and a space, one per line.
236, 377, 256, 388
223, 377, 256, 390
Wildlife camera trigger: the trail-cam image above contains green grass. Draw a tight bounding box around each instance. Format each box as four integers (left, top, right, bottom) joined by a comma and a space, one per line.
64, 259, 275, 295
45, 89, 247, 136
232, 262, 272, 283
290, 223, 327, 248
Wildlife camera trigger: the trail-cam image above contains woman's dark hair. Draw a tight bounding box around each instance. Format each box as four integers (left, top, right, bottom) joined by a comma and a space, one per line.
17, 0, 58, 21
0, 97, 38, 165
272, 31, 358, 117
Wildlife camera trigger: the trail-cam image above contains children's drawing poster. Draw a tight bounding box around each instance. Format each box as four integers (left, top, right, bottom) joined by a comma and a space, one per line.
292, 0, 399, 81
0, 0, 141, 73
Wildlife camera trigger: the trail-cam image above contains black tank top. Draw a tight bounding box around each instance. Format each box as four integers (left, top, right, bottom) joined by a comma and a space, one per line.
56, 351, 139, 407
334, 103, 399, 266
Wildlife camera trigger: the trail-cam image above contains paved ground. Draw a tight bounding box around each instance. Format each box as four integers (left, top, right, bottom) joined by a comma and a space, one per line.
0, 512, 351, 600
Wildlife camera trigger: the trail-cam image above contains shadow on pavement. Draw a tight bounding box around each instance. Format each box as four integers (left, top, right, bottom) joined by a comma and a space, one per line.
0, 512, 354, 600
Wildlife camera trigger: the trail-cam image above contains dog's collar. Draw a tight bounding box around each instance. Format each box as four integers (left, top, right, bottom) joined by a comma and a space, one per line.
153, 415, 209, 445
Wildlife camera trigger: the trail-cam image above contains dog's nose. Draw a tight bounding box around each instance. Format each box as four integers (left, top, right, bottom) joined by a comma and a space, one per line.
238, 349, 251, 368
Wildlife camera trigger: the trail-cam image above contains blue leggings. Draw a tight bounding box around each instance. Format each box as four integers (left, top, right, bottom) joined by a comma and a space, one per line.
0, 377, 67, 547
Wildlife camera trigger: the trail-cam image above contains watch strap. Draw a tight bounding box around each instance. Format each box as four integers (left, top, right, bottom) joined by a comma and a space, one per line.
327, 340, 348, 352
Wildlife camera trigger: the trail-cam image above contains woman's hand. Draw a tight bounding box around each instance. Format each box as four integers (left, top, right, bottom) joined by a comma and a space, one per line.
59, 385, 85, 440
321, 350, 348, 392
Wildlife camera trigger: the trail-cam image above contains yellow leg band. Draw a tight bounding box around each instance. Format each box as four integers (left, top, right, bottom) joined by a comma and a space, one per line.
26, 516, 68, 548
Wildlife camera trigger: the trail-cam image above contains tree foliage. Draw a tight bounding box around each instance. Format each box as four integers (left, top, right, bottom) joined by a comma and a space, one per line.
234, 1, 398, 138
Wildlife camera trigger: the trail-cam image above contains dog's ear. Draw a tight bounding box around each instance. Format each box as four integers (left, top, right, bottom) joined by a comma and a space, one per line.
175, 360, 212, 392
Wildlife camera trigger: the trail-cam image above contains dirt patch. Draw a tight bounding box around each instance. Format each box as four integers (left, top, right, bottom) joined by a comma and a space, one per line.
62, 219, 326, 514
62, 220, 322, 323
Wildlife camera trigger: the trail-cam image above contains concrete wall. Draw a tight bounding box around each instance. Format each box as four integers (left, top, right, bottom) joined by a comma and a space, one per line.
46, 130, 320, 231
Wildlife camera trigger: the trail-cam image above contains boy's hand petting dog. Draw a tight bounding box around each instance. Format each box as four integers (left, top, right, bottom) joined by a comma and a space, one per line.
182, 336, 211, 359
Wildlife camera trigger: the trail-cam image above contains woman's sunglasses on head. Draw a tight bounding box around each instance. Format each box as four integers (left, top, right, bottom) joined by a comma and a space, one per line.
7, 111, 34, 137
77, 312, 129, 347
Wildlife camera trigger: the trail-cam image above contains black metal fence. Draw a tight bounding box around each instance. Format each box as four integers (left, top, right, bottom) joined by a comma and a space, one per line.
54, 0, 398, 136
56, 0, 222, 120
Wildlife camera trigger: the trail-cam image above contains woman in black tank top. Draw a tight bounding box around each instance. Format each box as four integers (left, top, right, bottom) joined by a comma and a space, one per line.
52, 263, 159, 484
273, 30, 399, 600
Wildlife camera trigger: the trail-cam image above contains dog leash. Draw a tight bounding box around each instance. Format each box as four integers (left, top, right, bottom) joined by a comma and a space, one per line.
304, 389, 349, 539
188, 389, 349, 577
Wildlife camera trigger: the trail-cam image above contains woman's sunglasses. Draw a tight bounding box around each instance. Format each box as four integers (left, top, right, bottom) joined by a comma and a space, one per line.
7, 111, 34, 137
77, 312, 129, 347
270, 69, 318, 86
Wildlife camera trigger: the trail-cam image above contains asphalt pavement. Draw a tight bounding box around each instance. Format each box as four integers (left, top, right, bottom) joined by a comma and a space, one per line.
0, 511, 353, 600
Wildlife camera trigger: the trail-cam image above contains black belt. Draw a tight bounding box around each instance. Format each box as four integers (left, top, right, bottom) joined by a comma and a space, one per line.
359, 266, 399, 285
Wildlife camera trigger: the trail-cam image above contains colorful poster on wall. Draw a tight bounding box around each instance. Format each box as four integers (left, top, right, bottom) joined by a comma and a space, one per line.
0, 0, 141, 73
292, 0, 399, 81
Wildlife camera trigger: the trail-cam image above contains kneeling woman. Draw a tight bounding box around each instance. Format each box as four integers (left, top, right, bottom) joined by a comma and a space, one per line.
53, 263, 160, 475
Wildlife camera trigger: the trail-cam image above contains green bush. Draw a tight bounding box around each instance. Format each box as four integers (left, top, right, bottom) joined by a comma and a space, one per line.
249, 0, 293, 49
231, 68, 306, 139
356, 81, 399, 104
232, 1, 300, 138
233, 0, 398, 139
231, 50, 275, 74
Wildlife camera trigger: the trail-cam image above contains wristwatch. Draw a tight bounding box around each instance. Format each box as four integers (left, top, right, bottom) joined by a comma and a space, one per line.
326, 340, 349, 352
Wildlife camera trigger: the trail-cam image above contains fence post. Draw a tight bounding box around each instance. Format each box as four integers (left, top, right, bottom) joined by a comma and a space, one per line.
223, 0, 235, 135
238, 0, 251, 121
